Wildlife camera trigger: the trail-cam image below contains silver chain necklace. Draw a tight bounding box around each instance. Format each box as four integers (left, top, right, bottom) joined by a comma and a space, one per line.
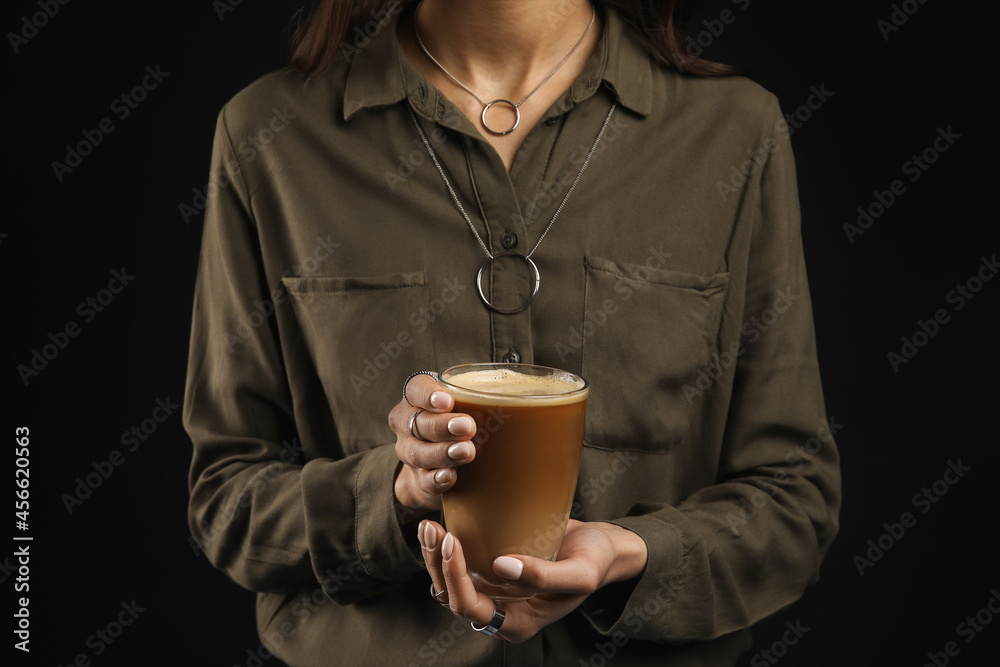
408, 102, 617, 313
413, 1, 597, 136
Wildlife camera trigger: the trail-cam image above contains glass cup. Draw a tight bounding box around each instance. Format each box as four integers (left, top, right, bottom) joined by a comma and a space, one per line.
437, 362, 589, 600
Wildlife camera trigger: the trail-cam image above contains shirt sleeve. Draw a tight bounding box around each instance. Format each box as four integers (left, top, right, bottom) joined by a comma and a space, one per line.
581, 97, 841, 641
184, 107, 425, 602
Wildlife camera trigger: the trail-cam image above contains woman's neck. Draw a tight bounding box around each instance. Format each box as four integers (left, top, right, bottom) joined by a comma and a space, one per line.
412, 0, 596, 99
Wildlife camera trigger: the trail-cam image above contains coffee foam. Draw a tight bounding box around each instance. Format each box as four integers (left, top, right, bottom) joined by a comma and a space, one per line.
444, 368, 587, 405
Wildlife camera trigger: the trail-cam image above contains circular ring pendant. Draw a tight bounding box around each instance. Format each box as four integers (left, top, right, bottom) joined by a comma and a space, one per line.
481, 99, 520, 136
476, 252, 540, 314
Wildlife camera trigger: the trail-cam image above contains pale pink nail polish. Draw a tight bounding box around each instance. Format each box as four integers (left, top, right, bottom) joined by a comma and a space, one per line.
448, 416, 474, 435
417, 520, 425, 547
441, 532, 454, 560
424, 524, 437, 550
494, 556, 523, 580
447, 442, 471, 460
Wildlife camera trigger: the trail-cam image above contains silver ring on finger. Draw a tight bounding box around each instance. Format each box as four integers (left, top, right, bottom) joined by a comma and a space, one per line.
403, 370, 438, 407
430, 583, 450, 607
409, 409, 427, 441
471, 600, 506, 636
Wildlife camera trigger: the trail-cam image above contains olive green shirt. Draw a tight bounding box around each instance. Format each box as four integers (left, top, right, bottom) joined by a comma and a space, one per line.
185, 5, 840, 666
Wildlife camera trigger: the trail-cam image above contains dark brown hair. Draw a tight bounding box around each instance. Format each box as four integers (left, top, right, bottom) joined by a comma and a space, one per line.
290, 0, 741, 77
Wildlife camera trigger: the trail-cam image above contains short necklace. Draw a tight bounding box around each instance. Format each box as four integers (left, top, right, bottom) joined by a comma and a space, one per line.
412, 1, 597, 136
407, 102, 617, 313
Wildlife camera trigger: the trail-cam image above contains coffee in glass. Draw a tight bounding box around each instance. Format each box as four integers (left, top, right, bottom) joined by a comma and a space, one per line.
438, 363, 589, 600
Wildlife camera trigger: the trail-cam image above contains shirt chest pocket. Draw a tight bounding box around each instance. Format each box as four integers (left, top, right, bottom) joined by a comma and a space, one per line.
581, 256, 730, 453
281, 272, 436, 452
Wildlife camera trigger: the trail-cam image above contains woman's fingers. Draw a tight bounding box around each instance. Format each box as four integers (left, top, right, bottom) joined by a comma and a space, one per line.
393, 437, 474, 512
392, 409, 477, 446
390, 373, 462, 448
392, 372, 481, 513
396, 434, 476, 471
390, 373, 477, 471
491, 554, 599, 595
490, 522, 611, 595
421, 520, 628, 644
402, 373, 453, 413
437, 530, 498, 627
421, 520, 497, 627
395, 464, 454, 510
420, 521, 450, 606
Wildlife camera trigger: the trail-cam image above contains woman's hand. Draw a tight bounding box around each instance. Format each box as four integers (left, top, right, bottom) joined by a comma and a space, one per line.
390, 373, 477, 520
419, 519, 648, 643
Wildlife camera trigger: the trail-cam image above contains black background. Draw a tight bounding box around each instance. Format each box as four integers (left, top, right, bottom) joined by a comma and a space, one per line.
3, 0, 997, 665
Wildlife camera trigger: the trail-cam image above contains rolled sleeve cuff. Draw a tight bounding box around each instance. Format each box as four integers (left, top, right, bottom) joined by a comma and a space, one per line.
584, 514, 686, 639
355, 444, 426, 580
301, 444, 424, 598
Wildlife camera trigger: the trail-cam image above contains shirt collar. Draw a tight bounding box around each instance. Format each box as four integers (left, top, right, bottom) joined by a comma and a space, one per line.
342, 4, 653, 123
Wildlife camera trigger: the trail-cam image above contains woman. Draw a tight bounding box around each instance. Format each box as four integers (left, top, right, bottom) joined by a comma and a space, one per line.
185, 0, 840, 664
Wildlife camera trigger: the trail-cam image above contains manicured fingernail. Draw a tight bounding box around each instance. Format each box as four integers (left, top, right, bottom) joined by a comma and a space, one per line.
430, 391, 450, 409
424, 524, 437, 550
447, 442, 471, 460
442, 532, 454, 560
493, 556, 523, 580
417, 520, 426, 547
448, 416, 474, 435
434, 469, 452, 484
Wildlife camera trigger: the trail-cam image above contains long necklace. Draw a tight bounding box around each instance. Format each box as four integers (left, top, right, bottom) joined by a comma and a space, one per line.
407, 102, 618, 314
413, 1, 597, 136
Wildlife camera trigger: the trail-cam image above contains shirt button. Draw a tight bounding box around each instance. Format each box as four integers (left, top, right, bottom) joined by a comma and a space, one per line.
501, 231, 518, 249
503, 349, 521, 364
545, 117, 558, 126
